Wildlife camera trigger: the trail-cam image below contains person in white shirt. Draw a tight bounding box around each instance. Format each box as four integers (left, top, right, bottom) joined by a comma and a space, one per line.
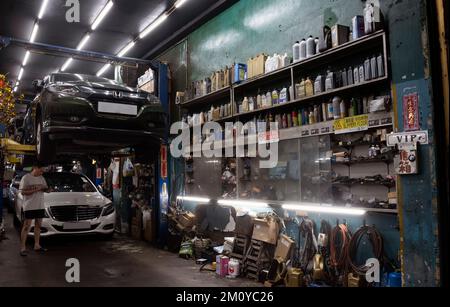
19, 161, 49, 256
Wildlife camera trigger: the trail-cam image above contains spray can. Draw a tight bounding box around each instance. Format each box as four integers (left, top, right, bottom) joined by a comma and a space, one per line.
220, 256, 230, 277
287, 113, 292, 128
216, 255, 222, 275
359, 65, 365, 82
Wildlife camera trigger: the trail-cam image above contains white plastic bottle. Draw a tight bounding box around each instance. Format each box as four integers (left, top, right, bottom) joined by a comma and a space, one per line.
299, 39, 307, 61
293, 41, 301, 63
306, 36, 316, 58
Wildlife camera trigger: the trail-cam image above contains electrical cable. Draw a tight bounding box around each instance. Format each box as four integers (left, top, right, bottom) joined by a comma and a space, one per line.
330, 223, 351, 270
346, 224, 383, 276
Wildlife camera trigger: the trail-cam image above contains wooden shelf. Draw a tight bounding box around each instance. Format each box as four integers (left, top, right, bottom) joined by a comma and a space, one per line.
181, 86, 230, 108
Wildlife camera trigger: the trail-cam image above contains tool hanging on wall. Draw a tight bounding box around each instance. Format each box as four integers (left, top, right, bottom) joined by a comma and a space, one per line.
330, 221, 352, 284
298, 218, 318, 273
346, 223, 384, 282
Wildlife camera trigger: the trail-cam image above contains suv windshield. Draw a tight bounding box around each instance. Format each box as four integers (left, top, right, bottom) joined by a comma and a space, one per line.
43, 173, 97, 193
51, 73, 119, 84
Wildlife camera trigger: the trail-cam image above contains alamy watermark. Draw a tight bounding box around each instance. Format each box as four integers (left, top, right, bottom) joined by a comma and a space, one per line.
65, 0, 80, 23
170, 121, 279, 168
65, 258, 80, 283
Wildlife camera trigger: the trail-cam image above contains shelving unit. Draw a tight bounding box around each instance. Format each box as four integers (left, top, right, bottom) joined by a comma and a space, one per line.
180, 30, 397, 216
179, 30, 389, 122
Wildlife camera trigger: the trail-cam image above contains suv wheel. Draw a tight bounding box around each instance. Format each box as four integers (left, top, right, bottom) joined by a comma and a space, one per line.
36, 120, 55, 163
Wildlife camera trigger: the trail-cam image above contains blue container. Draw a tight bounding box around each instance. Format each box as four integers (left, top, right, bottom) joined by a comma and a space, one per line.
387, 272, 402, 287
233, 63, 247, 84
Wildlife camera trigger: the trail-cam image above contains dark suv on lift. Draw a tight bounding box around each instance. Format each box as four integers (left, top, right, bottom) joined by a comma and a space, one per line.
24, 73, 167, 162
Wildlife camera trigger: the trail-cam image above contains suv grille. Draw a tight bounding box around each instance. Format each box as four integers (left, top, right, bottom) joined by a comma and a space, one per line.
49, 206, 102, 222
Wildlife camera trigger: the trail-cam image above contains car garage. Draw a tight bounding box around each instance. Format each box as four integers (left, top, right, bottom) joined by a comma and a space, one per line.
0, 0, 449, 293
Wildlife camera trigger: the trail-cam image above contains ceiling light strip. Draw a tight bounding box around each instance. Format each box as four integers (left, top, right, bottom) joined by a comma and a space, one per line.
29, 22, 39, 43
96, 63, 111, 77
38, 0, 49, 19
282, 203, 366, 216
76, 34, 91, 50
91, 0, 114, 30
22, 51, 31, 66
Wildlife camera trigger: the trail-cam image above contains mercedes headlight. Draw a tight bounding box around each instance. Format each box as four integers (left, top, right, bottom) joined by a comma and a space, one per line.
102, 203, 115, 216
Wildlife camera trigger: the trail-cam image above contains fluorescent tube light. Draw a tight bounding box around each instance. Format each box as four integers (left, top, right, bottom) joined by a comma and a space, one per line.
18, 68, 24, 81
96, 63, 111, 77
91, 0, 114, 30
38, 0, 49, 19
77, 34, 91, 50
218, 200, 269, 208
13, 86, 18, 93
61, 58, 73, 72
22, 51, 30, 66
117, 41, 135, 57
175, 0, 188, 8
30, 23, 39, 43
282, 203, 366, 216
177, 196, 211, 203
139, 13, 168, 39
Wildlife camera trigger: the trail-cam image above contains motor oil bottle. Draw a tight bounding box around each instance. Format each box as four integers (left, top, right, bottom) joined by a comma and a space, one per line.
292, 111, 298, 126
289, 85, 295, 102
306, 36, 316, 58
347, 67, 354, 85
354, 67, 360, 84
364, 58, 371, 81
293, 41, 301, 63
359, 65, 365, 82
315, 37, 320, 54
325, 70, 335, 91
282, 113, 288, 128
370, 55, 377, 79
340, 99, 347, 118
342, 69, 348, 87
242, 97, 249, 113
315, 75, 325, 94
377, 54, 384, 77
314, 105, 320, 122
297, 79, 306, 99
327, 101, 334, 120
305, 77, 314, 96
308, 109, 315, 125
272, 89, 279, 105
299, 39, 307, 61
332, 96, 341, 119
249, 96, 255, 111
279, 87, 288, 104
266, 91, 272, 107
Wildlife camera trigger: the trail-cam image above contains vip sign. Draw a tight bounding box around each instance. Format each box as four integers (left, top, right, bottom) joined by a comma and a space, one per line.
387, 131, 428, 175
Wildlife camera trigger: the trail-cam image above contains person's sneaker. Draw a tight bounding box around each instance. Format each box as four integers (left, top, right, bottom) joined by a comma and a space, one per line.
20, 250, 27, 257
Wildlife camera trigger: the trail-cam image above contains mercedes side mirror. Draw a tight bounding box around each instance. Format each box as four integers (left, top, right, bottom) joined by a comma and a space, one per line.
32, 79, 44, 92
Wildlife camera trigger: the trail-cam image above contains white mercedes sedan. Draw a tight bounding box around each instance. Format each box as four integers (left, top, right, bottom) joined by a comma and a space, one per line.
15, 172, 116, 237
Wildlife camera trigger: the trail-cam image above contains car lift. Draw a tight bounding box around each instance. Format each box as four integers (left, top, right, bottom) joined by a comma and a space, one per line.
0, 36, 171, 244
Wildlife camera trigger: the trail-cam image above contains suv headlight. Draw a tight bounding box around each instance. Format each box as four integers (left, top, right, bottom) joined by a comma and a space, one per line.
102, 203, 115, 216
49, 85, 80, 95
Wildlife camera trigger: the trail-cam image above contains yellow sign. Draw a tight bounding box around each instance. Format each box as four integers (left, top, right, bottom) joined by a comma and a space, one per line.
333, 115, 369, 134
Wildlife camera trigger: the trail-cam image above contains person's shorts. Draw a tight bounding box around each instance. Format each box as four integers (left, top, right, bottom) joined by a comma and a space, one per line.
24, 209, 46, 220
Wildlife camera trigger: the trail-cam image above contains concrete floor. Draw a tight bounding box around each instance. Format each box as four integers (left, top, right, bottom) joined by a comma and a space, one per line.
0, 209, 260, 287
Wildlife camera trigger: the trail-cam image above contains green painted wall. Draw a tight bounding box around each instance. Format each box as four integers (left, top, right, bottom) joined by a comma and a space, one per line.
157, 0, 441, 286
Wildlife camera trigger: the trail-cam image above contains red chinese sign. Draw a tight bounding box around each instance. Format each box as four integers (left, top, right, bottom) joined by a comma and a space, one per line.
403, 92, 420, 131
160, 145, 168, 179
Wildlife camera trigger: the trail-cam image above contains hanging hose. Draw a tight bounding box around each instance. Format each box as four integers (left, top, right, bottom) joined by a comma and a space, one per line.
330, 223, 351, 270
346, 225, 384, 276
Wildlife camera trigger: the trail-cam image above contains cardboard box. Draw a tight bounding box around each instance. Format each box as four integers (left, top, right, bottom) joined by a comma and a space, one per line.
252, 218, 280, 245
331, 24, 350, 47
274, 234, 295, 261
179, 212, 195, 228
139, 80, 154, 94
